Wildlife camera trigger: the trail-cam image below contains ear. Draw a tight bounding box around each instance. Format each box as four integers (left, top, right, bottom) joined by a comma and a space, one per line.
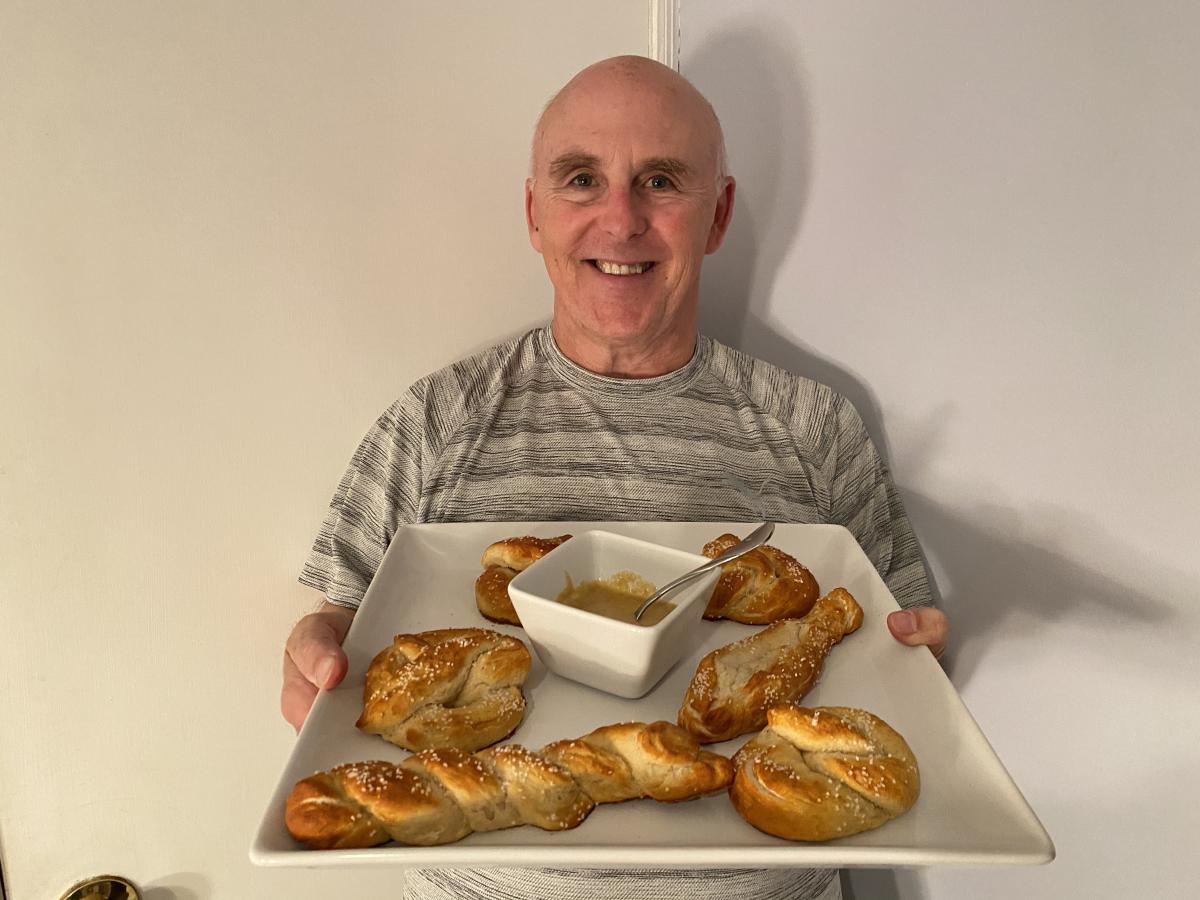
704, 176, 736, 255
525, 178, 543, 253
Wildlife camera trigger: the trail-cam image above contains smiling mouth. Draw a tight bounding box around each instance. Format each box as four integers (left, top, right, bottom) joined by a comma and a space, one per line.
589, 259, 655, 276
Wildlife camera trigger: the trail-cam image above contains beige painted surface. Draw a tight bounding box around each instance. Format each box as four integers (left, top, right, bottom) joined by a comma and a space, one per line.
0, 1, 645, 897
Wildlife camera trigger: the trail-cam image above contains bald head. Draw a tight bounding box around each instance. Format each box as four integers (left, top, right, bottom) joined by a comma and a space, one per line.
532, 55, 728, 181
523, 55, 737, 378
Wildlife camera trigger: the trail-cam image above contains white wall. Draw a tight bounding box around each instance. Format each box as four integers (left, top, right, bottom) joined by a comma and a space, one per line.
683, 2, 1198, 899
0, 2, 645, 897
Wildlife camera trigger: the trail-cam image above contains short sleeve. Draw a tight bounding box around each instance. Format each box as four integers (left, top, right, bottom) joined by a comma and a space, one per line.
298, 392, 426, 608
826, 395, 934, 610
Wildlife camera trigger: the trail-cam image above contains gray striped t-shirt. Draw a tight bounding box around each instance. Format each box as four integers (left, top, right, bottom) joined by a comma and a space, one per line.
299, 325, 933, 900
301, 325, 932, 613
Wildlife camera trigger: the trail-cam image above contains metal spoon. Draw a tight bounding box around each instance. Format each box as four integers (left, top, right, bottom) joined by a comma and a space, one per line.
633, 522, 776, 621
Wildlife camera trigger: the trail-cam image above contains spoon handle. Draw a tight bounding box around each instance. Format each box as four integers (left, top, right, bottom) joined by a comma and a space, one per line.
633, 522, 775, 621
704, 521, 775, 567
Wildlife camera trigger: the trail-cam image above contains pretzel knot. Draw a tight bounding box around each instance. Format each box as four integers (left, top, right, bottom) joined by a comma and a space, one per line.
285, 721, 735, 849
700, 534, 820, 624
730, 705, 920, 841
355, 628, 531, 752
475, 534, 572, 625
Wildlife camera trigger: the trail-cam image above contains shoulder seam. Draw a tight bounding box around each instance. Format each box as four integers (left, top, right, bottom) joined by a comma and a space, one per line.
416, 332, 534, 467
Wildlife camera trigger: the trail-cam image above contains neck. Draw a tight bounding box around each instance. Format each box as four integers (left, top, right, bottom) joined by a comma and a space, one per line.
550, 320, 697, 379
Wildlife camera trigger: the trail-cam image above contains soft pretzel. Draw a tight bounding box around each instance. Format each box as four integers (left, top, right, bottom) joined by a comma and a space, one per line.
700, 534, 820, 624
356, 628, 531, 752
285, 720, 735, 849
475, 534, 572, 625
730, 705, 920, 841
677, 588, 864, 743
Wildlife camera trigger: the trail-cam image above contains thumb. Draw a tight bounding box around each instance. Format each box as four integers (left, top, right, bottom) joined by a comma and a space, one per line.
286, 616, 349, 689
310, 651, 343, 690
887, 607, 949, 660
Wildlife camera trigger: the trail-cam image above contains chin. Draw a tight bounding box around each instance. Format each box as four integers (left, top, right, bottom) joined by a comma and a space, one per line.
587, 315, 664, 344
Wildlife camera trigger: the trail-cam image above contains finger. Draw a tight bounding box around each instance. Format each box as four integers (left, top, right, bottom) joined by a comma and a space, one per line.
285, 614, 349, 690
887, 608, 949, 659
281, 651, 319, 732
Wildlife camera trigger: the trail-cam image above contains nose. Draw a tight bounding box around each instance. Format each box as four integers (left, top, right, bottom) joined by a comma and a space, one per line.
597, 185, 648, 241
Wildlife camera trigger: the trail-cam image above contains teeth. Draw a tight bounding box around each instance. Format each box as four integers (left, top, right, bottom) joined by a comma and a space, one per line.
596, 260, 649, 276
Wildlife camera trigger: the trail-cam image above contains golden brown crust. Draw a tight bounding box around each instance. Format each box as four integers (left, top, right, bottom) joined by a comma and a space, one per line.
480, 534, 573, 570
474, 534, 572, 625
356, 628, 531, 752
285, 721, 735, 849
729, 705, 920, 841
701, 534, 821, 624
541, 720, 735, 805
284, 766, 394, 849
474, 566, 522, 625
677, 588, 864, 743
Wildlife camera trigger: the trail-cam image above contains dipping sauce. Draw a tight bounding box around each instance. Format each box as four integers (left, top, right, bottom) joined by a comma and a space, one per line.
555, 570, 673, 626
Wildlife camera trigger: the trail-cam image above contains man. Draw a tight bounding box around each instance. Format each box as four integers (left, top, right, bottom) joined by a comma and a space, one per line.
282, 55, 948, 900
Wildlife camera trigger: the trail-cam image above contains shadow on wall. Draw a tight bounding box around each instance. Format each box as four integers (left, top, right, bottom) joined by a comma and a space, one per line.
684, 17, 1181, 675
684, 17, 919, 624
905, 492, 1183, 684
685, 21, 894, 458
688, 18, 1186, 900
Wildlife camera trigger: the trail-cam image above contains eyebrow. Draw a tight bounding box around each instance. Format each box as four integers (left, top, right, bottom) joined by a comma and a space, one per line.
641, 157, 693, 180
547, 152, 601, 180
545, 152, 696, 181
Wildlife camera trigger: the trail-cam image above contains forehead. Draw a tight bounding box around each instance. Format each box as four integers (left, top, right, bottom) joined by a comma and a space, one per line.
534, 77, 717, 175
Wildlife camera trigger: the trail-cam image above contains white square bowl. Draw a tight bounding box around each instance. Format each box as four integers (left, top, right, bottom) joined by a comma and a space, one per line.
507, 529, 719, 698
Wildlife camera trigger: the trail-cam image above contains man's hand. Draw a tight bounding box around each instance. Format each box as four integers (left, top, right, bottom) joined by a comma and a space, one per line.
886, 607, 949, 661
281, 601, 356, 732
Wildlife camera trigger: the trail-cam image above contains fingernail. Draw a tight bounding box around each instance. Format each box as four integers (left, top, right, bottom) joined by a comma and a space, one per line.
892, 610, 917, 636
316, 657, 336, 688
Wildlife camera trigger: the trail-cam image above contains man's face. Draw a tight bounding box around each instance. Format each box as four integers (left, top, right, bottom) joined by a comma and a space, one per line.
526, 70, 733, 352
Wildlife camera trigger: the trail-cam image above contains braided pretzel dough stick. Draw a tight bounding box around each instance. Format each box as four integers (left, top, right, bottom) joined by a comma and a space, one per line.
475, 534, 572, 625
701, 534, 821, 624
356, 628, 531, 752
677, 588, 864, 743
285, 721, 735, 849
730, 705, 920, 841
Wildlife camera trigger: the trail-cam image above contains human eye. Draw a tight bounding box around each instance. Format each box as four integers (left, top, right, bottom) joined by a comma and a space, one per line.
570, 172, 596, 188
646, 174, 674, 190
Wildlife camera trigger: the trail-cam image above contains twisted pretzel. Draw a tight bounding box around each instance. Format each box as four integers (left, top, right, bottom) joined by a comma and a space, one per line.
700, 534, 820, 624
356, 628, 531, 752
474, 534, 572, 625
731, 705, 920, 841
285, 721, 735, 849
678, 588, 863, 743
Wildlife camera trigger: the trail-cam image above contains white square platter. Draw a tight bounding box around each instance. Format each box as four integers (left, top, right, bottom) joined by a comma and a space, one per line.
251, 521, 1054, 869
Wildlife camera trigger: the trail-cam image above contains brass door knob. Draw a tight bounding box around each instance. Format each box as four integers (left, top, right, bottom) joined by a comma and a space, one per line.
58, 875, 140, 900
